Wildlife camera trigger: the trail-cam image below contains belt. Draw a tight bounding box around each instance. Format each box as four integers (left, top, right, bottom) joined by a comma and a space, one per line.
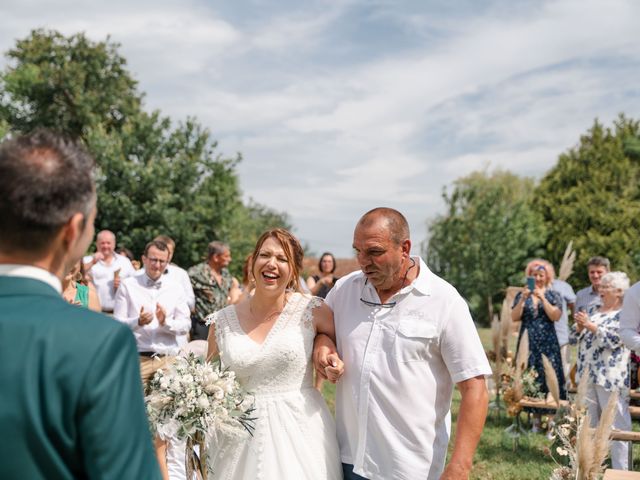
139, 352, 167, 357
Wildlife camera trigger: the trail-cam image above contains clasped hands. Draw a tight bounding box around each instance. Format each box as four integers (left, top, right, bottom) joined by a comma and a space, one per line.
138, 304, 167, 326
313, 334, 345, 384
574, 310, 594, 333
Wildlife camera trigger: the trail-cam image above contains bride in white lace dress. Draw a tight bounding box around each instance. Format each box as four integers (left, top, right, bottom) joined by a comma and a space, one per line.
206, 228, 344, 480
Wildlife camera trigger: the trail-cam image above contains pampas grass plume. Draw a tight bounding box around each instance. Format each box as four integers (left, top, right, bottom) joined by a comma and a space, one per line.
542, 354, 560, 407
588, 391, 619, 478
515, 330, 529, 375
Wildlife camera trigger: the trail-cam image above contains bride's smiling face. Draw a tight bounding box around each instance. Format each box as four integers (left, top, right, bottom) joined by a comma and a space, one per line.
253, 237, 292, 291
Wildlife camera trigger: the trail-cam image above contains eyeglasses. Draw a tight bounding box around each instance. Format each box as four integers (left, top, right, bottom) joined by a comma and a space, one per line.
147, 257, 168, 265
359, 280, 397, 308
359, 258, 416, 308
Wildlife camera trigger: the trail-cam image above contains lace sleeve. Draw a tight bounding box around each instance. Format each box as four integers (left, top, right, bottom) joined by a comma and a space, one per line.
302, 295, 324, 330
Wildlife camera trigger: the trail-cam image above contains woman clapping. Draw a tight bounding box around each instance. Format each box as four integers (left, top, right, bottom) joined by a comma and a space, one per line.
572, 271, 631, 470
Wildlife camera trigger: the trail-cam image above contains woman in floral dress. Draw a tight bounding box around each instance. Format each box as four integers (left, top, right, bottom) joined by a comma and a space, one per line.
571, 271, 631, 470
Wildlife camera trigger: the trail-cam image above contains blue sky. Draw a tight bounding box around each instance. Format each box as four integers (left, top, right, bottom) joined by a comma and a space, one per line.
1, 0, 639, 257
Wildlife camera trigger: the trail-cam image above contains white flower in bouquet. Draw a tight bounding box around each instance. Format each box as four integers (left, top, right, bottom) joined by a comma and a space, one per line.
145, 353, 255, 445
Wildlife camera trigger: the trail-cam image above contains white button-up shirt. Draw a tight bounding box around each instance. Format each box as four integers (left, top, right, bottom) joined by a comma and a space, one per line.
113, 273, 191, 355
620, 281, 640, 351
0, 264, 61, 293
88, 253, 136, 311
326, 257, 491, 480
138, 264, 195, 310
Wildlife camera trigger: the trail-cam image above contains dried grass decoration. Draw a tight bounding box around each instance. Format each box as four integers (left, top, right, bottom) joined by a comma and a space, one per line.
549, 371, 619, 480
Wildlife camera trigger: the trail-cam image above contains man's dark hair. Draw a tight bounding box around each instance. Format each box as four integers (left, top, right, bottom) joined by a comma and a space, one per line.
0, 129, 95, 252
143, 240, 169, 257
587, 256, 610, 270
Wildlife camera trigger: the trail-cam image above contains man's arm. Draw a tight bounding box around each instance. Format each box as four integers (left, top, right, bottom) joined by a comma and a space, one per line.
441, 376, 488, 480
159, 294, 191, 334
112, 282, 140, 329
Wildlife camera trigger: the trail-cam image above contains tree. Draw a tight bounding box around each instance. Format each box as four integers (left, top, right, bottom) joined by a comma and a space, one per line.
0, 29, 290, 276
533, 116, 640, 286
425, 170, 547, 325
0, 30, 140, 138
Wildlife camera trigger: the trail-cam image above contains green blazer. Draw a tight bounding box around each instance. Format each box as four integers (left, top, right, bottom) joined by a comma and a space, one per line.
0, 276, 161, 479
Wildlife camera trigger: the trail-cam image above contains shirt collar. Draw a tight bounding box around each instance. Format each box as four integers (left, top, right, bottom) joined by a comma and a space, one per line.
143, 273, 163, 288
408, 256, 431, 296
0, 264, 62, 293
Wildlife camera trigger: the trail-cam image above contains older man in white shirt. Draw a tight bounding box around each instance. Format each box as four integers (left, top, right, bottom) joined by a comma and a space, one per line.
315, 207, 491, 480
86, 230, 136, 313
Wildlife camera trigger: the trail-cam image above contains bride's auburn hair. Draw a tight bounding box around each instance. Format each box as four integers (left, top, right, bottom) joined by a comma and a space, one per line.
251, 228, 304, 292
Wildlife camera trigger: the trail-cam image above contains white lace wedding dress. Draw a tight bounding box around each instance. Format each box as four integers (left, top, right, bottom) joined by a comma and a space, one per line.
207, 293, 342, 480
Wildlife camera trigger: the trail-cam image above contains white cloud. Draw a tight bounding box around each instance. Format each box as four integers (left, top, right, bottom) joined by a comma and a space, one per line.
1, 0, 639, 256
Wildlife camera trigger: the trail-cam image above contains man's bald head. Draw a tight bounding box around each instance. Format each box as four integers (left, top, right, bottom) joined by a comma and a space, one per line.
96, 230, 116, 258
97, 230, 115, 242
356, 207, 410, 246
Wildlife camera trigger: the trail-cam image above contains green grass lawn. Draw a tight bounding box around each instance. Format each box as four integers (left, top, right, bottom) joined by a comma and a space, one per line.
320, 327, 640, 479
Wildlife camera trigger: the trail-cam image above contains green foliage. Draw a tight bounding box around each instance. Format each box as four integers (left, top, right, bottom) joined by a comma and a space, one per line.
1, 29, 140, 138
425, 170, 547, 325
533, 115, 640, 286
0, 29, 290, 276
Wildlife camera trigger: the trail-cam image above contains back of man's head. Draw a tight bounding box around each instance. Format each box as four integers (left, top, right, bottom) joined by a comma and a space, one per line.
0, 129, 95, 253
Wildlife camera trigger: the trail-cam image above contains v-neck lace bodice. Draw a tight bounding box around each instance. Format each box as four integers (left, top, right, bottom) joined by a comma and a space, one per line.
206, 292, 342, 480
213, 292, 321, 395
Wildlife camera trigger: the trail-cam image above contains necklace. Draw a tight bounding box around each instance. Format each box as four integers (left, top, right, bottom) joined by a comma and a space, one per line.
249, 297, 285, 324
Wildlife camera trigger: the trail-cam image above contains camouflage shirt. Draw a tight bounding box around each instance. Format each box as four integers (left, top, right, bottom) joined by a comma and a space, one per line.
188, 262, 234, 323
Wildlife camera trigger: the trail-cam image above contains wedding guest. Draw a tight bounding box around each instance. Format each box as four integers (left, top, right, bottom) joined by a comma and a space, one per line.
113, 240, 191, 384
85, 230, 136, 313
575, 256, 610, 315
620, 280, 640, 350
62, 260, 101, 311
153, 235, 195, 311
307, 252, 339, 298
546, 262, 576, 382
117, 246, 141, 270
235, 253, 255, 303
315, 208, 491, 480
512, 259, 565, 430
206, 228, 344, 479
188, 241, 240, 340
572, 271, 631, 470
0, 129, 160, 479
619, 278, 640, 392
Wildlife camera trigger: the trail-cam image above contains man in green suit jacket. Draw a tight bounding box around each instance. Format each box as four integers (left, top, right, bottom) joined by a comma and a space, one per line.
0, 130, 161, 479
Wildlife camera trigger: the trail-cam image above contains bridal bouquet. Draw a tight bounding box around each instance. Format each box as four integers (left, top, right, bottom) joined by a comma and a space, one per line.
145, 353, 255, 443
